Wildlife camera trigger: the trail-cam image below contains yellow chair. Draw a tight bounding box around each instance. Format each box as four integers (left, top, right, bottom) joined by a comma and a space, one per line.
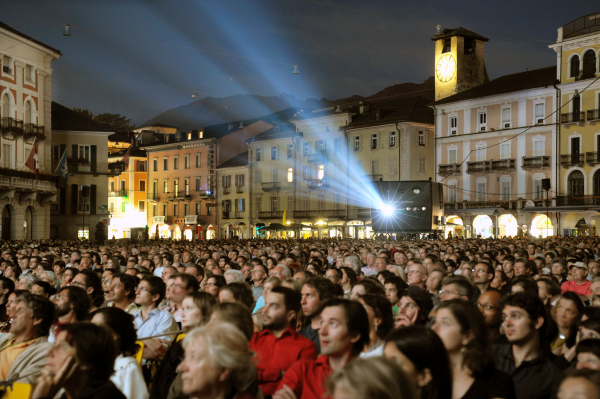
135, 341, 145, 365
2, 382, 32, 399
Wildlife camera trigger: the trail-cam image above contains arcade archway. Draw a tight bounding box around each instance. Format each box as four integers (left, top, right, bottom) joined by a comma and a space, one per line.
530, 214, 553, 238
498, 214, 517, 238
473, 215, 494, 238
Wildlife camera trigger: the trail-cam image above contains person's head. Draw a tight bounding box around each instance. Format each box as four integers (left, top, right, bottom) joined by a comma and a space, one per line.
325, 267, 343, 285
552, 259, 567, 278
107, 273, 136, 303
5, 289, 27, 319
350, 278, 385, 300
11, 293, 55, 338
327, 356, 417, 399
251, 263, 268, 284
501, 292, 547, 345
432, 299, 493, 377
181, 291, 218, 330
570, 262, 589, 283
91, 307, 140, 357
476, 289, 505, 329
271, 265, 292, 281
384, 325, 452, 399
218, 283, 254, 310
577, 339, 600, 371
508, 275, 539, 296
178, 322, 256, 398
72, 269, 104, 308
262, 286, 301, 331
558, 368, 600, 399
319, 298, 370, 357
0, 276, 15, 300
17, 273, 37, 291
224, 269, 246, 285
473, 262, 494, 286
136, 276, 166, 307
384, 276, 408, 305
48, 323, 117, 383
440, 276, 474, 302
171, 273, 199, 305
407, 264, 428, 287
537, 278, 561, 303
209, 302, 254, 341
53, 286, 90, 322
396, 286, 434, 327
358, 294, 394, 341
555, 292, 584, 335
426, 268, 446, 294
30, 281, 54, 298
301, 276, 338, 318
205, 275, 227, 297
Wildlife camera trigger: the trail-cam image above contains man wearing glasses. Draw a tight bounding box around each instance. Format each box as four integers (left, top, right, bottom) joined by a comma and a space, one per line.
476, 288, 506, 344
473, 261, 494, 296
251, 263, 268, 300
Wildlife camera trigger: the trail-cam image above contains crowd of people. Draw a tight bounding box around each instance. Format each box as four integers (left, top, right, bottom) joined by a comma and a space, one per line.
1, 236, 600, 398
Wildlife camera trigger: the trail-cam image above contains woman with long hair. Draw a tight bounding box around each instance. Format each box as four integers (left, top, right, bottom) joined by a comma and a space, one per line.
358, 294, 394, 357
550, 292, 584, 356
91, 307, 147, 399
385, 325, 452, 399
432, 300, 516, 399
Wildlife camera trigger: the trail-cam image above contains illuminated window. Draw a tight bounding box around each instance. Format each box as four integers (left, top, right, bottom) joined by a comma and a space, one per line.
318, 165, 325, 180
287, 168, 293, 182
389, 132, 396, 147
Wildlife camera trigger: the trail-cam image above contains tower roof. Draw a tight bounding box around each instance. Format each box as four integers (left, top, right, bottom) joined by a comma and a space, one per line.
431, 27, 489, 42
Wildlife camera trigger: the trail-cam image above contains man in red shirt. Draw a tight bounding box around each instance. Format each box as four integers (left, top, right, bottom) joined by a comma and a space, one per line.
250, 286, 318, 396
562, 261, 591, 300
273, 298, 369, 399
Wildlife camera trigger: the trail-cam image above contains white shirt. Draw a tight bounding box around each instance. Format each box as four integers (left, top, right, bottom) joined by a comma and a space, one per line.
110, 355, 148, 399
153, 266, 164, 277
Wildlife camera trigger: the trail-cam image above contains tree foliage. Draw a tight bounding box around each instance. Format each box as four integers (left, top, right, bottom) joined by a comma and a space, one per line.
72, 108, 135, 133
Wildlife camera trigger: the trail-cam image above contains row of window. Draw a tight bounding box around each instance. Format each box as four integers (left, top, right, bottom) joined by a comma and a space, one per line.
151, 152, 211, 172
446, 104, 545, 136
147, 202, 213, 217
254, 193, 345, 213
1, 55, 36, 82
1, 92, 37, 124
446, 138, 546, 163
446, 177, 546, 202
149, 176, 215, 195
109, 180, 146, 192
569, 50, 598, 79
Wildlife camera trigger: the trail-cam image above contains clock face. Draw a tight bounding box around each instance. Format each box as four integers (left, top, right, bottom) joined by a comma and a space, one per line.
436, 54, 456, 83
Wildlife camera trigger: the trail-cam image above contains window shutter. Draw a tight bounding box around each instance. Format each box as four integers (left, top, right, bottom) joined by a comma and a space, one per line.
71, 144, 78, 158
241, 198, 245, 211
71, 184, 78, 214
59, 144, 66, 158
91, 145, 97, 172
90, 185, 97, 214
60, 186, 66, 214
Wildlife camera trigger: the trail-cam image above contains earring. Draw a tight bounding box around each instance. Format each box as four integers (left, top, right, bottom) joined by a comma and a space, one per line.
460, 347, 467, 354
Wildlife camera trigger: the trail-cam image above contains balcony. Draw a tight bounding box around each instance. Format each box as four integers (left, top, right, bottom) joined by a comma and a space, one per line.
52, 161, 122, 176
555, 196, 600, 206
307, 178, 329, 189
444, 201, 512, 211
223, 187, 230, 195
561, 112, 585, 126
1, 118, 24, 138
258, 211, 284, 219
152, 216, 173, 225
466, 161, 490, 174
588, 109, 600, 124
560, 153, 585, 168
438, 164, 461, 176
236, 186, 244, 193
308, 151, 329, 164
293, 209, 345, 219
198, 189, 215, 199
176, 191, 192, 201
147, 192, 160, 202
262, 182, 281, 191
587, 152, 600, 166
234, 211, 245, 219
23, 124, 46, 142
109, 190, 127, 198
222, 211, 231, 219
490, 159, 515, 171
522, 156, 550, 169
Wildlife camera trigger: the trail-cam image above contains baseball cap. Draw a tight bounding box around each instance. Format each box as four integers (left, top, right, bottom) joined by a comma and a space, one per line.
569, 261, 588, 270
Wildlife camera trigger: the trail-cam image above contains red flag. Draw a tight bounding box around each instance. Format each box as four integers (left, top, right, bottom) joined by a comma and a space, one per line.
121, 146, 132, 171
25, 138, 39, 180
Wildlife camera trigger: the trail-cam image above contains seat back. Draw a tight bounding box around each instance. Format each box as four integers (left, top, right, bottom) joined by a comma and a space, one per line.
2, 382, 32, 399
135, 341, 145, 364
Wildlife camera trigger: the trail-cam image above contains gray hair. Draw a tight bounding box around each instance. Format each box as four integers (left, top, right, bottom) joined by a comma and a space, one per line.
224, 269, 246, 284
40, 271, 60, 288
275, 264, 292, 278
343, 256, 362, 276
19, 273, 38, 290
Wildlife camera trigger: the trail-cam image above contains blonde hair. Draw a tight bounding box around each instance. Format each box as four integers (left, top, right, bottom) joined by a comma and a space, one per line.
327, 357, 417, 399
183, 322, 256, 394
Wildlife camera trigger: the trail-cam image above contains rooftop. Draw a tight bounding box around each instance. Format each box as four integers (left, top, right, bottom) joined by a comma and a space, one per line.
51, 102, 113, 132
135, 122, 179, 130
249, 123, 298, 142
0, 21, 62, 55
108, 147, 147, 159
202, 107, 301, 139
346, 96, 434, 128
217, 151, 248, 169
431, 66, 557, 106
431, 27, 489, 42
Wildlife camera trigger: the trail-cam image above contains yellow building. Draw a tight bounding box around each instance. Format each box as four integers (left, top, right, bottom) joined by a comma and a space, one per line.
107, 147, 148, 239
551, 13, 600, 236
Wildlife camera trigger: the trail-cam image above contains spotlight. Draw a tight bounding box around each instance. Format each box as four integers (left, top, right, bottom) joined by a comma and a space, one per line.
381, 204, 395, 217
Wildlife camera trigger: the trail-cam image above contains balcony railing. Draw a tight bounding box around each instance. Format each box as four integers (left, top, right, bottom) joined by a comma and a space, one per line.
466, 161, 490, 174
438, 164, 461, 176
588, 109, 600, 122
560, 153, 585, 167
293, 209, 345, 219
222, 211, 231, 219
23, 124, 46, 141
198, 189, 215, 199
587, 152, 600, 165
555, 196, 600, 206
109, 190, 127, 198
561, 112, 585, 124
223, 187, 230, 195
52, 161, 122, 176
258, 211, 284, 219
236, 186, 244, 193
234, 211, 245, 219
1, 117, 24, 137
308, 151, 329, 164
490, 159, 515, 171
307, 178, 329, 189
147, 192, 160, 202
443, 201, 512, 211
262, 182, 282, 191
522, 156, 550, 169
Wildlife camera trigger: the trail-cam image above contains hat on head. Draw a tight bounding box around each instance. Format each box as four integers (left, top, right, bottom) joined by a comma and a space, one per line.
569, 261, 588, 270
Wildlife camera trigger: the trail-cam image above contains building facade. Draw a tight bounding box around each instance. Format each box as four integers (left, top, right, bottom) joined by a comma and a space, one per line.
0, 22, 61, 240
50, 103, 118, 239
216, 152, 250, 238
433, 28, 558, 238
550, 14, 600, 236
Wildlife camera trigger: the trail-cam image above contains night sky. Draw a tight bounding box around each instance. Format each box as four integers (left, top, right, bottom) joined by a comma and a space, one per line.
3, 0, 598, 125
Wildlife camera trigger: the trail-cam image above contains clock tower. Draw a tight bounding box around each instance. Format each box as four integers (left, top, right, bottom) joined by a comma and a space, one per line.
432, 27, 489, 101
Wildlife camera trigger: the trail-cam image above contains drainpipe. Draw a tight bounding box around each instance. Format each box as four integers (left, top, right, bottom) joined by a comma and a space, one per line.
396, 122, 402, 181
553, 80, 561, 236
246, 141, 253, 237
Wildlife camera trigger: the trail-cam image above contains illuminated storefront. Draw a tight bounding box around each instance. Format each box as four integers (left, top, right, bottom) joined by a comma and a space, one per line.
108, 204, 147, 239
